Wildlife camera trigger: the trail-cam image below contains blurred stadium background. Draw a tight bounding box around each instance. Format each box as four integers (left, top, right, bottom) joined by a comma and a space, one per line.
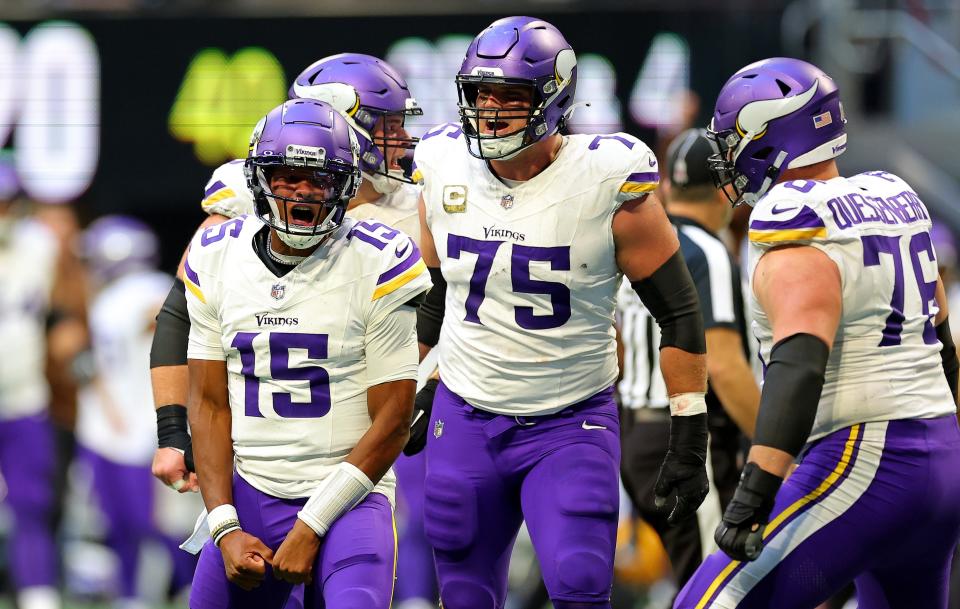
0, 0, 957, 608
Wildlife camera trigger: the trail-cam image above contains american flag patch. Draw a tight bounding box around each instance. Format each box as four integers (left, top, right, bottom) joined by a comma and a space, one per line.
813, 111, 832, 129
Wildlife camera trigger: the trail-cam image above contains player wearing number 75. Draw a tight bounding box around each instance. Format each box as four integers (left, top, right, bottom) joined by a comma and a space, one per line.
675, 58, 960, 609
412, 16, 709, 609
184, 98, 431, 609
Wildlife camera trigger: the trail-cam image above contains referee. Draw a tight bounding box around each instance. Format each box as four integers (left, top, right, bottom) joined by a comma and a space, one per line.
616, 128, 759, 592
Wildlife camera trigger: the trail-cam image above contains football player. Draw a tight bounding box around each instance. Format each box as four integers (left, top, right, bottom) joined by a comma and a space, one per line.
413, 16, 709, 608
185, 99, 430, 608
75, 216, 198, 608
0, 159, 86, 609
675, 58, 960, 608
150, 54, 424, 493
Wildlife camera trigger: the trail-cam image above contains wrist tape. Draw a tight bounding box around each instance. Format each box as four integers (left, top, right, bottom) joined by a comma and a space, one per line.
297, 462, 374, 537
207, 504, 241, 546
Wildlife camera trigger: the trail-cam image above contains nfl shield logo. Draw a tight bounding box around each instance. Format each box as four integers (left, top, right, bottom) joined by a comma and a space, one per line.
433, 419, 444, 439
500, 194, 514, 210
270, 284, 286, 301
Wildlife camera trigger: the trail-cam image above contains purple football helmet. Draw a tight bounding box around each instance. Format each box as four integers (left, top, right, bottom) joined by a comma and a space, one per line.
81, 215, 160, 284
245, 99, 361, 249
707, 57, 847, 206
456, 16, 578, 160
289, 53, 422, 193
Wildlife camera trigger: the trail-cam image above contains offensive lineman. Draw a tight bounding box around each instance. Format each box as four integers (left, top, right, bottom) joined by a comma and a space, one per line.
413, 16, 709, 608
676, 58, 960, 608
185, 99, 430, 608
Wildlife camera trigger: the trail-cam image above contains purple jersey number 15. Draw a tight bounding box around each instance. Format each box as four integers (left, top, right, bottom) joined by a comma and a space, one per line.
447, 234, 571, 330
230, 332, 331, 418
861, 231, 938, 347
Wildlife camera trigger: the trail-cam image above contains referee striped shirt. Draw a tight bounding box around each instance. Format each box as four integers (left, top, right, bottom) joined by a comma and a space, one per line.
617, 215, 747, 410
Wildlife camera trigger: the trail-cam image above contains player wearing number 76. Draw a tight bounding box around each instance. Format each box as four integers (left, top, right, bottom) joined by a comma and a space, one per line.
184, 99, 431, 609
675, 58, 960, 608
413, 16, 709, 609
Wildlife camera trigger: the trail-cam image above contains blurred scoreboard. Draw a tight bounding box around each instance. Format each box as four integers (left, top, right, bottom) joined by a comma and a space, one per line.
0, 11, 782, 211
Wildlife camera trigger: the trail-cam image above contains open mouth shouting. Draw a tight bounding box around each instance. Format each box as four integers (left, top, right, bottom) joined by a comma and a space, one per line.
287, 203, 319, 227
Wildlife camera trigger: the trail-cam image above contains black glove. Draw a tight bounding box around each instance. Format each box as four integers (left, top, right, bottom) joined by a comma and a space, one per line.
714, 462, 783, 561
403, 378, 438, 457
654, 413, 709, 524
157, 404, 195, 473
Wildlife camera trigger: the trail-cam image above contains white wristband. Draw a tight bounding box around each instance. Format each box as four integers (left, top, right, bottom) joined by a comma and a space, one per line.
206, 504, 241, 546
297, 462, 374, 538
669, 392, 708, 416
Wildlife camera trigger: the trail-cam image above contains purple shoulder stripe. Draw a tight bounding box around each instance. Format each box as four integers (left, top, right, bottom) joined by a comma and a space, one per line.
377, 239, 422, 285
625, 171, 659, 183
184, 257, 201, 287
204, 180, 227, 198
750, 205, 825, 232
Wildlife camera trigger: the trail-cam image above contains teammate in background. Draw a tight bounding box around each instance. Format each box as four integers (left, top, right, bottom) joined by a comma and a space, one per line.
0, 159, 87, 609
150, 53, 424, 494
75, 216, 198, 609
676, 58, 960, 608
617, 129, 759, 597
185, 99, 430, 608
413, 17, 709, 608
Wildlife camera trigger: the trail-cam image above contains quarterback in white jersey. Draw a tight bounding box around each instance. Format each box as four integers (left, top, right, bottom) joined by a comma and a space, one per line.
150, 54, 426, 498
186, 99, 429, 609
677, 58, 960, 609
414, 17, 709, 609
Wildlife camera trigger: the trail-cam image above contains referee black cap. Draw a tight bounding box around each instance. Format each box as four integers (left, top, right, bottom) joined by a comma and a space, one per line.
665, 128, 717, 190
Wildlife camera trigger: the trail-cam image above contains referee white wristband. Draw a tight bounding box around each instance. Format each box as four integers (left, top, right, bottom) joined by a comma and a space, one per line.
207, 504, 241, 546
297, 462, 375, 538
669, 392, 708, 416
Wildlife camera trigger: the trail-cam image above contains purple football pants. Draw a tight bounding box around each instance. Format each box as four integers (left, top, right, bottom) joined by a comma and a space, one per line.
0, 414, 58, 589
394, 451, 438, 603
424, 381, 620, 609
77, 445, 197, 599
675, 415, 960, 609
189, 472, 395, 609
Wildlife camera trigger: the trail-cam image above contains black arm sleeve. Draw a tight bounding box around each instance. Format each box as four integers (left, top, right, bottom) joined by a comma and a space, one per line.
754, 333, 830, 456
416, 267, 446, 347
936, 317, 959, 406
150, 279, 190, 368
631, 249, 706, 354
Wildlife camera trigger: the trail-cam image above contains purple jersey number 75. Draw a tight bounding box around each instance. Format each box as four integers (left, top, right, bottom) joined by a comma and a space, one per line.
448, 233, 571, 330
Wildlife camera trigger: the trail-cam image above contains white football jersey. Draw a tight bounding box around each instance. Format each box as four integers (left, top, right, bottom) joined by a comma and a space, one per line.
347, 183, 420, 244
77, 271, 172, 465
200, 160, 255, 218
414, 124, 660, 415
0, 218, 58, 419
747, 171, 955, 440
185, 215, 431, 503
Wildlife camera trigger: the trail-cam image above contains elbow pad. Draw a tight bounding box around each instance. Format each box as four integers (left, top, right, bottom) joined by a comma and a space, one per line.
936, 318, 959, 405
416, 267, 446, 347
631, 249, 706, 354
754, 333, 829, 456
150, 279, 190, 368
